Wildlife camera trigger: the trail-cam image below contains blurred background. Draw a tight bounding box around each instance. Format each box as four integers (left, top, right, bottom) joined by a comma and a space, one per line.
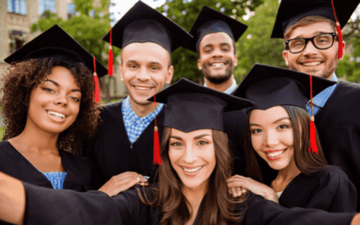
0, 0, 359, 137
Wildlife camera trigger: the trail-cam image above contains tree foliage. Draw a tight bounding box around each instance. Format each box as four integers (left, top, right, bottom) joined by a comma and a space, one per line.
157, 0, 264, 83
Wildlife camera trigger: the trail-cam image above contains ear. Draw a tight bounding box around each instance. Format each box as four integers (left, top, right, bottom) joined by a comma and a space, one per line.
119, 62, 124, 81
165, 65, 174, 84
283, 50, 289, 67
197, 58, 202, 70
233, 54, 238, 67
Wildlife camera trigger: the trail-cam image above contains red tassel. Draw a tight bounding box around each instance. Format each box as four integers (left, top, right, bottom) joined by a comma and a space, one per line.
336, 23, 343, 59
330, 0, 343, 59
308, 74, 318, 154
309, 117, 318, 154
153, 94, 161, 165
93, 56, 101, 103
108, 27, 113, 76
153, 126, 161, 165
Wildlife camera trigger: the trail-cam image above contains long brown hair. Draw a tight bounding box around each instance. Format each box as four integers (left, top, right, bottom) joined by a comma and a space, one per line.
138, 127, 246, 225
244, 106, 328, 184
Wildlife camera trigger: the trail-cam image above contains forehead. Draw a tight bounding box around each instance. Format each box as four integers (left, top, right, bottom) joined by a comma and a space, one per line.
199, 32, 233, 47
250, 106, 289, 123
42, 66, 80, 89
122, 42, 170, 64
287, 21, 335, 39
170, 128, 213, 138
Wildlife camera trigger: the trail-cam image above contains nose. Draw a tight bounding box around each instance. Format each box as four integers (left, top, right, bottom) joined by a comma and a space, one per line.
183, 146, 197, 164
302, 40, 318, 56
54, 92, 68, 107
212, 47, 224, 58
264, 130, 279, 147
136, 66, 150, 81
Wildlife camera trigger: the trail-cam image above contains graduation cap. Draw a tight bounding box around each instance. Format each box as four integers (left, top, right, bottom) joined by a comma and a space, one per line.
147, 78, 254, 164
102, 1, 193, 75
184, 6, 248, 52
233, 64, 336, 154
4, 24, 107, 102
271, 0, 359, 59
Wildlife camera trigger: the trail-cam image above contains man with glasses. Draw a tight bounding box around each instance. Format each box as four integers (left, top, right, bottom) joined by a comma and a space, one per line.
272, 0, 360, 210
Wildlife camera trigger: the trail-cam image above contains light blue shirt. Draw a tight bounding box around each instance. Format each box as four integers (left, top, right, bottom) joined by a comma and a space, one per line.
306, 74, 338, 116
122, 97, 163, 143
204, 78, 237, 94
42, 171, 67, 189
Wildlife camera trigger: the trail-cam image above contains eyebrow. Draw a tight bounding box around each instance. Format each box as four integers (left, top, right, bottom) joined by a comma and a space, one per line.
291, 31, 333, 39
170, 134, 211, 140
126, 60, 162, 67
250, 117, 290, 126
44, 79, 81, 93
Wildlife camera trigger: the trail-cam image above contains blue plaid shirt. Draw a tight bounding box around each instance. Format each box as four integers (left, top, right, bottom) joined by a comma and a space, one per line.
306, 74, 338, 116
122, 97, 164, 143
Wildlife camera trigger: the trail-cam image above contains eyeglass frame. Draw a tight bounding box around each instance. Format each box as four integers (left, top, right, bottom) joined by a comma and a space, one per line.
284, 32, 337, 54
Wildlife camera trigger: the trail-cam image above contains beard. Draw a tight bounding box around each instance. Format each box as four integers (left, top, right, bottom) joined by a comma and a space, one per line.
202, 60, 234, 85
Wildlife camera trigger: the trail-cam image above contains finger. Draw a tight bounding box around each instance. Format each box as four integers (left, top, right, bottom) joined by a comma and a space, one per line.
236, 187, 242, 197
231, 187, 237, 198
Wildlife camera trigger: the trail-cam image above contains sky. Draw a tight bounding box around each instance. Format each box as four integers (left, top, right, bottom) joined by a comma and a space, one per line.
110, 0, 166, 25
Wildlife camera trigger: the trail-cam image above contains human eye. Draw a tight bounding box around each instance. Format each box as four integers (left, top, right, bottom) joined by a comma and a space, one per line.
170, 141, 183, 148
41, 87, 55, 93
70, 96, 81, 102
127, 63, 138, 69
251, 128, 262, 134
278, 124, 290, 130
196, 140, 209, 146
150, 65, 161, 71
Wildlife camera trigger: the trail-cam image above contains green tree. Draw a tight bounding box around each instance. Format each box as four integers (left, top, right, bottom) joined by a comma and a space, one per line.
235, 0, 286, 82
157, 0, 264, 83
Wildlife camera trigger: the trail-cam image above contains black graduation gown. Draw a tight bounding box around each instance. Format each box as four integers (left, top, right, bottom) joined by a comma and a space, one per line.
314, 81, 360, 210
0, 140, 96, 225
20, 182, 357, 225
279, 166, 357, 212
83, 101, 165, 188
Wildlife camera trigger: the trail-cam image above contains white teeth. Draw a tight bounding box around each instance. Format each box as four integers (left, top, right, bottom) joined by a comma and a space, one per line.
135, 86, 150, 90
182, 166, 202, 173
212, 63, 224, 67
47, 111, 66, 119
303, 62, 321, 66
267, 150, 284, 157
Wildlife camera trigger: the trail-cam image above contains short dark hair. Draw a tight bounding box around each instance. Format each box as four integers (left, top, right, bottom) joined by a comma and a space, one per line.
0, 58, 100, 155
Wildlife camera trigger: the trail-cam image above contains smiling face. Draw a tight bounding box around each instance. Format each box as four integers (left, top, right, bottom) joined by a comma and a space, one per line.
197, 32, 237, 84
249, 106, 295, 171
168, 128, 216, 191
283, 21, 339, 80
120, 42, 173, 107
26, 66, 81, 135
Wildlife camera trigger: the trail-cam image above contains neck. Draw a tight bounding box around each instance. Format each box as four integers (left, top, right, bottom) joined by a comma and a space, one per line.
9, 121, 59, 155
129, 98, 160, 118
272, 159, 301, 192
204, 75, 234, 92
181, 183, 208, 213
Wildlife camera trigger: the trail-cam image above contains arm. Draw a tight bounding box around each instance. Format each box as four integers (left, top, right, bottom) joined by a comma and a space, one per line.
0, 172, 25, 224
98, 171, 149, 197
227, 174, 278, 203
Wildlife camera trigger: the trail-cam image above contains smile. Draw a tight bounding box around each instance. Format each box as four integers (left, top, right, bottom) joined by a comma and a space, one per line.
181, 166, 203, 173
133, 85, 152, 91
265, 149, 285, 160
47, 110, 67, 119
300, 61, 322, 66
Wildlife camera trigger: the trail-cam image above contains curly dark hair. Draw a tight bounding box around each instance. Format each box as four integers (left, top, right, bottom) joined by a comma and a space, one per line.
0, 58, 100, 155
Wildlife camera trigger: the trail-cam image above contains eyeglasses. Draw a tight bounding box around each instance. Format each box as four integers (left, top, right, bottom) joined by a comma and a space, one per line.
285, 33, 337, 54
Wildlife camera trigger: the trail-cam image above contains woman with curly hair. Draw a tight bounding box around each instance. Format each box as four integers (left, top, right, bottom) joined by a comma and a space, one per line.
0, 24, 108, 202
227, 64, 357, 212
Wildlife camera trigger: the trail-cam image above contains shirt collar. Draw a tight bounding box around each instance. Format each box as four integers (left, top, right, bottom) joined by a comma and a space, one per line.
312, 73, 338, 108
122, 96, 164, 123
204, 78, 237, 94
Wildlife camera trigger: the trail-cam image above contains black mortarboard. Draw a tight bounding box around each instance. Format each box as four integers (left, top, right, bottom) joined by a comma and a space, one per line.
148, 78, 254, 133
271, 0, 360, 38
4, 24, 107, 78
184, 6, 248, 52
233, 64, 336, 110
102, 1, 193, 53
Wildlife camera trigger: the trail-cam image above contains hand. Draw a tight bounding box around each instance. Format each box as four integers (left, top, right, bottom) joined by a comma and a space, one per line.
98, 171, 149, 197
227, 174, 278, 203
352, 214, 360, 225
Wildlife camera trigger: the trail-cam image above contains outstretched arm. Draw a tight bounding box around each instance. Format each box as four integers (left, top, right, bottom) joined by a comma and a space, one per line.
0, 172, 25, 224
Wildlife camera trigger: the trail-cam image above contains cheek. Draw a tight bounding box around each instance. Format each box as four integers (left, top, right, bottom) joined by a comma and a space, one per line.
168, 149, 181, 166
251, 135, 262, 152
